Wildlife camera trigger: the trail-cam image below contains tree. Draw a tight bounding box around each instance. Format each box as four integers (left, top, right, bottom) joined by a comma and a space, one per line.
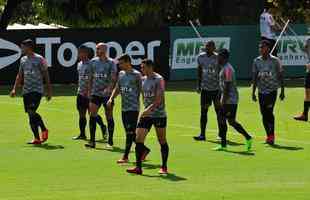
0, 0, 28, 30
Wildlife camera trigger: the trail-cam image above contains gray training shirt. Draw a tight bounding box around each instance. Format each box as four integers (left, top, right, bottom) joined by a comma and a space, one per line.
142, 73, 166, 118
89, 57, 117, 97
219, 62, 239, 105
19, 53, 48, 95
253, 55, 283, 94
197, 52, 220, 91
117, 69, 141, 112
77, 60, 91, 96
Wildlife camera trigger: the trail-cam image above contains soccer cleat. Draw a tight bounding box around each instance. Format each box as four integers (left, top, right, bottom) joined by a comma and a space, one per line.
117, 157, 129, 164
141, 148, 151, 162
265, 134, 275, 145
27, 139, 42, 145
245, 138, 253, 152
72, 134, 87, 140
193, 134, 206, 141
41, 129, 49, 143
126, 167, 142, 175
85, 142, 96, 148
213, 145, 227, 151
293, 114, 308, 122
159, 167, 168, 175
106, 144, 113, 149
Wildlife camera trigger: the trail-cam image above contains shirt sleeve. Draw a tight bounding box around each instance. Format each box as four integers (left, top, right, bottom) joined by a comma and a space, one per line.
111, 61, 118, 80
40, 57, 48, 71
224, 67, 233, 82
156, 77, 165, 97
18, 59, 24, 74
252, 60, 258, 74
275, 58, 283, 73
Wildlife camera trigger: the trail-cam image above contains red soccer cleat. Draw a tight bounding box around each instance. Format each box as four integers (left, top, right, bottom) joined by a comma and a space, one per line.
141, 148, 150, 162
265, 134, 275, 145
158, 167, 168, 175
41, 129, 49, 143
294, 114, 308, 122
117, 157, 129, 164
27, 139, 42, 145
126, 167, 142, 175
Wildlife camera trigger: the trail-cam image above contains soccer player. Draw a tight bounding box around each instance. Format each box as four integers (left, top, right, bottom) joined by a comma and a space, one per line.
10, 39, 52, 145
193, 41, 221, 141
294, 38, 310, 121
85, 43, 117, 149
214, 49, 253, 151
252, 40, 285, 145
260, 3, 279, 56
107, 54, 150, 164
73, 45, 107, 140
126, 59, 169, 175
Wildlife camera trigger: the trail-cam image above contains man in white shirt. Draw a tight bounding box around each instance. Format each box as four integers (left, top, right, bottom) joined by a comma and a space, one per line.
260, 3, 278, 56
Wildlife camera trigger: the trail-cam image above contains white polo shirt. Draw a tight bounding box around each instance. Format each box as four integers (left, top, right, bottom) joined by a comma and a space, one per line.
260, 10, 276, 40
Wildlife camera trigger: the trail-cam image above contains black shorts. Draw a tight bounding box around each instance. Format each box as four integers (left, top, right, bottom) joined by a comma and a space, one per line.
76, 94, 89, 111
305, 72, 310, 89
90, 95, 112, 108
23, 92, 42, 113
201, 90, 220, 106
137, 117, 167, 131
258, 91, 277, 111
122, 111, 139, 132
220, 104, 237, 120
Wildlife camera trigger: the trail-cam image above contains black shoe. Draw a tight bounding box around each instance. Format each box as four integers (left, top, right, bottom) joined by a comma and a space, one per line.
108, 139, 114, 146
85, 141, 96, 148
72, 134, 87, 140
193, 134, 206, 141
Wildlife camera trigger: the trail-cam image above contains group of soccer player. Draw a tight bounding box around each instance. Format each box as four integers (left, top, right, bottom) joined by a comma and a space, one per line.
10, 40, 169, 175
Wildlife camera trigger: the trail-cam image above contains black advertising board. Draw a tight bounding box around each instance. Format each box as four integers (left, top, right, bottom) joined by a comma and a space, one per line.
0, 28, 170, 84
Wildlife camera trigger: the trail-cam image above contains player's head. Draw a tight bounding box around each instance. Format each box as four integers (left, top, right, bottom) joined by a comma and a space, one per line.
141, 59, 154, 76
21, 39, 35, 55
264, 1, 274, 12
259, 40, 271, 56
205, 40, 216, 54
218, 48, 230, 65
78, 45, 89, 61
96, 43, 108, 57
118, 54, 132, 70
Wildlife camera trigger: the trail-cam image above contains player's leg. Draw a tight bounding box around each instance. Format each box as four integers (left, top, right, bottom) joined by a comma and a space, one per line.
213, 90, 222, 139
96, 114, 107, 140
23, 93, 41, 144
226, 105, 253, 151
294, 72, 310, 121
104, 98, 114, 147
258, 93, 271, 139
194, 90, 210, 141
126, 117, 152, 175
73, 95, 88, 140
118, 111, 138, 163
264, 92, 277, 144
154, 118, 169, 174
214, 106, 228, 151
85, 96, 101, 148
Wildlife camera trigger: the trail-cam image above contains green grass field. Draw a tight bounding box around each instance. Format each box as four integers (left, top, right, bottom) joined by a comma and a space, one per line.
0, 81, 309, 200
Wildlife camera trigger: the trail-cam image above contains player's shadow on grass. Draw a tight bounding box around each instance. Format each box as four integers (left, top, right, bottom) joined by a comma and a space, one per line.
142, 173, 187, 182
95, 146, 125, 153
225, 150, 255, 156
30, 143, 65, 150
267, 144, 304, 151
207, 139, 244, 146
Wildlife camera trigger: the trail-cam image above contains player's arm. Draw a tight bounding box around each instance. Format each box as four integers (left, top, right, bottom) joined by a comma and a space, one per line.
10, 70, 23, 97
221, 68, 232, 105
276, 59, 285, 100
108, 81, 120, 102
111, 62, 118, 89
197, 61, 202, 93
142, 78, 165, 117
41, 58, 52, 101
252, 62, 258, 102
269, 15, 281, 32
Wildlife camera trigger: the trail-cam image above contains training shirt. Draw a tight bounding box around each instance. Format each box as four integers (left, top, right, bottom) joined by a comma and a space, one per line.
198, 52, 220, 91
219, 62, 239, 105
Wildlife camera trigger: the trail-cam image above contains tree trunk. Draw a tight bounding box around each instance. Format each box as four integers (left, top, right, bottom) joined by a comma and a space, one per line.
0, 0, 27, 30
200, 0, 222, 25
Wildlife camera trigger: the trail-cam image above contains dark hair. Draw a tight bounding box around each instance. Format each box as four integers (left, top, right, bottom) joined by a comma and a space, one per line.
206, 40, 215, 47
218, 48, 230, 59
118, 54, 131, 63
141, 59, 155, 68
78, 45, 89, 51
260, 40, 272, 49
264, 1, 274, 10
21, 39, 35, 49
